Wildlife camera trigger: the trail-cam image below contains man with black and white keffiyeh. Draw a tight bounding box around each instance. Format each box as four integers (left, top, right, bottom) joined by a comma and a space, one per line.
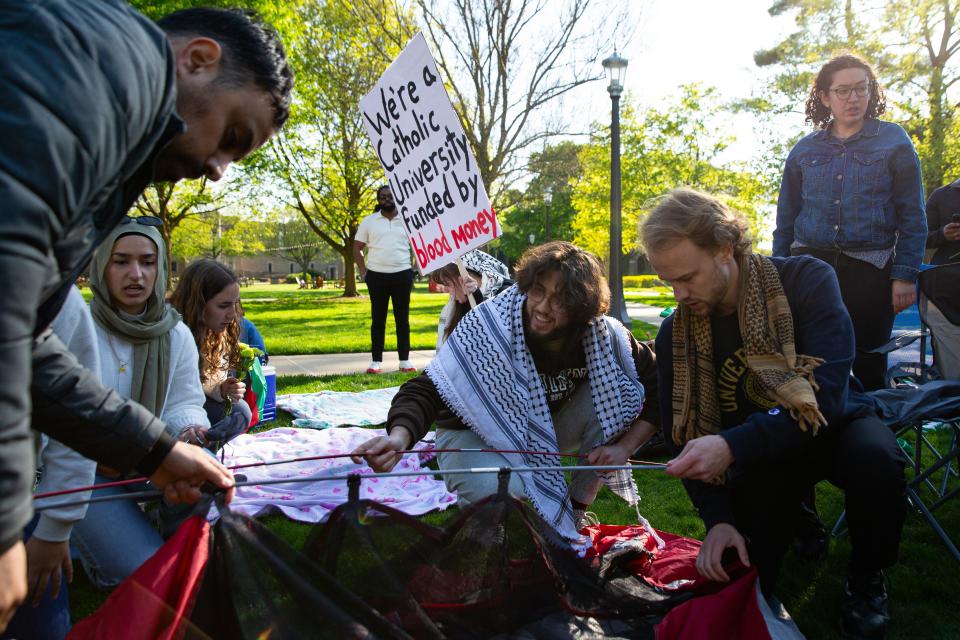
352, 242, 660, 546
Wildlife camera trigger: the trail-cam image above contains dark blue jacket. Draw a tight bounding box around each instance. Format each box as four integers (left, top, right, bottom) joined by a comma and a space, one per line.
655, 256, 874, 529
0, 0, 184, 551
774, 119, 926, 282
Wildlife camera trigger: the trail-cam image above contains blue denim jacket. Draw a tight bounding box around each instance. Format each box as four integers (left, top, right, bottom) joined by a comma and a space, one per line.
774, 119, 927, 282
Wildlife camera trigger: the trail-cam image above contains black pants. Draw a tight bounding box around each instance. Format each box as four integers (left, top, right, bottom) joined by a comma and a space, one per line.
792, 248, 895, 390
728, 415, 906, 595
365, 269, 414, 361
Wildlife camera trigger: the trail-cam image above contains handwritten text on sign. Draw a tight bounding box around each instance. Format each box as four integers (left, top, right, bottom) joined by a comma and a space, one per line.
360, 33, 496, 273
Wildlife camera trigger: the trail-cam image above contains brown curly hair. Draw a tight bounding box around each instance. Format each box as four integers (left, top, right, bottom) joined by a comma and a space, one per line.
805, 54, 886, 129
169, 259, 241, 383
514, 241, 610, 326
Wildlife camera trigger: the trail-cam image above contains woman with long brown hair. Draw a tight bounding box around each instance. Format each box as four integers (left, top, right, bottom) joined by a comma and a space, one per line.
170, 259, 251, 429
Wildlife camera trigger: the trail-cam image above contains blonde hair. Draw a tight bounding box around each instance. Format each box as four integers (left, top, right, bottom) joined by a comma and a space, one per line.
641, 188, 752, 257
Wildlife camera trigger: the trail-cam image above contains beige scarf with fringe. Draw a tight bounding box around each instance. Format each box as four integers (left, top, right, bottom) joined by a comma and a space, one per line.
671, 253, 827, 455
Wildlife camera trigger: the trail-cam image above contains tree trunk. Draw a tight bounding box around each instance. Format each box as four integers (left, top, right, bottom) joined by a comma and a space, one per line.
925, 66, 948, 196
340, 248, 359, 297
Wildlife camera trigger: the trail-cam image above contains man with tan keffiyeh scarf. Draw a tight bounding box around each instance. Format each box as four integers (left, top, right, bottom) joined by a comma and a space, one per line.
643, 188, 906, 639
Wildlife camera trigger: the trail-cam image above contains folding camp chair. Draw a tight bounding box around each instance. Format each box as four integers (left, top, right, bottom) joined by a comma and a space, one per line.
833, 263, 960, 562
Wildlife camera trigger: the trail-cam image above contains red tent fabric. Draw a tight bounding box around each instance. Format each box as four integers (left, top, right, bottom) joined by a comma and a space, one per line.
583, 524, 781, 640
68, 515, 210, 640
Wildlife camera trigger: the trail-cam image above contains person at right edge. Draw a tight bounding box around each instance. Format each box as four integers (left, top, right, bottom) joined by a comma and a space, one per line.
646, 188, 906, 639
924, 179, 960, 265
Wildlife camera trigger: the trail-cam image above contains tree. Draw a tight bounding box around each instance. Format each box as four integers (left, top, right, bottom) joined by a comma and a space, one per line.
169, 211, 265, 262
499, 141, 583, 262
571, 87, 769, 261
267, 216, 330, 281
354, 0, 629, 204
880, 0, 960, 193
754, 0, 960, 194
248, 0, 415, 297
132, 180, 226, 285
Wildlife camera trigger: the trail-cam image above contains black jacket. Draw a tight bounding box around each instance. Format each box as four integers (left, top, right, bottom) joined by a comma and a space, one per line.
925, 181, 960, 265
0, 0, 185, 551
655, 256, 874, 530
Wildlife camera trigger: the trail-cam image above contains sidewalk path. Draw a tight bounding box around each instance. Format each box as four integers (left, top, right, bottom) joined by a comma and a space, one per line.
271, 303, 668, 377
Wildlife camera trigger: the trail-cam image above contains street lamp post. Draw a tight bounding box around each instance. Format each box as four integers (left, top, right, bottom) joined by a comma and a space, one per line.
602, 51, 631, 329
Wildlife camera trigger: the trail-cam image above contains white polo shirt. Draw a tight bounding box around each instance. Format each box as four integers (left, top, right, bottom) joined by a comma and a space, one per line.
356, 211, 412, 273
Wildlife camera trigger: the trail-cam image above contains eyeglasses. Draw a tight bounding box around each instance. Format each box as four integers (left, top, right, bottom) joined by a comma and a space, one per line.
526, 283, 567, 313
119, 215, 162, 227
829, 84, 871, 100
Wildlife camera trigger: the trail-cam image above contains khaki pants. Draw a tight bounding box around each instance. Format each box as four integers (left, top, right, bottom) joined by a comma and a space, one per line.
435, 382, 605, 506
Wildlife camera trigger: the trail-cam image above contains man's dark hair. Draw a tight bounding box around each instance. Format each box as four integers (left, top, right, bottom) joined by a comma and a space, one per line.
515, 241, 610, 326
158, 7, 293, 129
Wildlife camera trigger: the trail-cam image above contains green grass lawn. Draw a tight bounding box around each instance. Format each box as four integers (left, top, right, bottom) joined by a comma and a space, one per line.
623, 287, 677, 309
79, 282, 669, 354
239, 283, 666, 354
240, 283, 448, 355
68, 372, 960, 639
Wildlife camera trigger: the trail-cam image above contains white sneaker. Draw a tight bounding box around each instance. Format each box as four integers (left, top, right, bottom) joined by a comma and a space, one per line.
398, 359, 417, 372
366, 361, 382, 374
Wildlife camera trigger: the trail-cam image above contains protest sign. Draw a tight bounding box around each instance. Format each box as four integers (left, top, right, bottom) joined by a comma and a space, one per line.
360, 33, 497, 274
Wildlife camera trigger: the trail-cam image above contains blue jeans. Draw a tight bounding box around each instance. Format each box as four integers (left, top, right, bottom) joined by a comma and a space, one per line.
71, 476, 164, 589
1, 516, 71, 640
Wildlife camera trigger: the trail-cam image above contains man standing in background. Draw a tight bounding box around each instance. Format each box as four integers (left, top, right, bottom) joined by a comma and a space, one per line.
354, 185, 418, 374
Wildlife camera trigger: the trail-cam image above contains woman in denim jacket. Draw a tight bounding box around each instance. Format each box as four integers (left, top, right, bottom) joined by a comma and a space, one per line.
774, 54, 926, 391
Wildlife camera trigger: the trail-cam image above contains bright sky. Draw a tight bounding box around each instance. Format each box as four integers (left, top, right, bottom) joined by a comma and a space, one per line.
568, 0, 800, 165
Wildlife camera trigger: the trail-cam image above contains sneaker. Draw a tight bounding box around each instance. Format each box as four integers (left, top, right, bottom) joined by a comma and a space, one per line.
398, 359, 417, 372
840, 570, 890, 639
366, 361, 382, 374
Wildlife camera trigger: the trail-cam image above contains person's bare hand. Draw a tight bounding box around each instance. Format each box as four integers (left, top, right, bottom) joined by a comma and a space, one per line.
696, 523, 750, 582
891, 279, 916, 313
25, 538, 71, 606
350, 428, 413, 472
943, 222, 960, 242
665, 435, 734, 481
148, 441, 235, 505
0, 542, 27, 632
586, 442, 630, 466
178, 426, 209, 446
449, 275, 479, 304
221, 377, 245, 402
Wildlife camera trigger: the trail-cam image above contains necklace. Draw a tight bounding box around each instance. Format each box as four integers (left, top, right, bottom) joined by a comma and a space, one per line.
106, 334, 131, 374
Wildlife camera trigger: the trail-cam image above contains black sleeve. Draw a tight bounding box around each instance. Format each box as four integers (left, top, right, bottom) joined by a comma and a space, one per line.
655, 316, 736, 530
386, 373, 446, 443
0, 1, 176, 547
719, 258, 856, 467
926, 190, 946, 248
30, 333, 171, 474
627, 333, 660, 428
